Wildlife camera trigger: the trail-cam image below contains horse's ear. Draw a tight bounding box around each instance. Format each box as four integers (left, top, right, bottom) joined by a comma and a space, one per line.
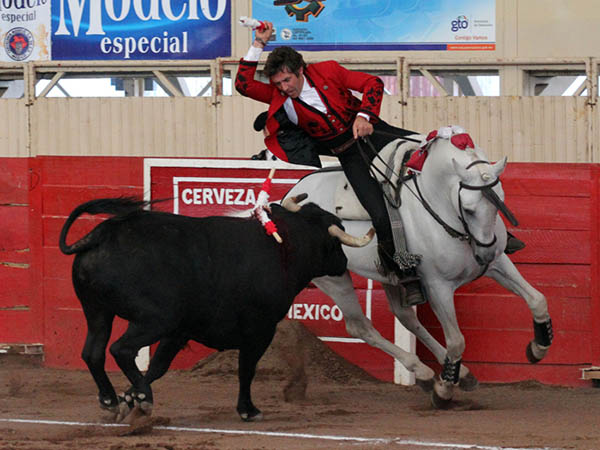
452, 158, 475, 183
491, 156, 508, 178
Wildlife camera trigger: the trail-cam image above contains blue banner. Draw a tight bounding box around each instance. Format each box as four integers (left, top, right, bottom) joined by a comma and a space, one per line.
51, 0, 231, 60
252, 0, 495, 51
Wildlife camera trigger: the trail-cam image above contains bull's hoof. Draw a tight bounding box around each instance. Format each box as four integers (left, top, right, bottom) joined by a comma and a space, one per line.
458, 372, 479, 392
239, 409, 263, 422
415, 377, 434, 393
431, 390, 453, 410
98, 395, 119, 413
526, 341, 542, 363
115, 391, 154, 423
116, 397, 133, 423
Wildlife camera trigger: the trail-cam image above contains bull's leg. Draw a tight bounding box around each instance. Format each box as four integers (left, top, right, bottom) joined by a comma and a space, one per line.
312, 273, 435, 385
383, 284, 478, 392
237, 327, 276, 422
109, 323, 164, 422
486, 254, 553, 362
144, 336, 188, 384
80, 304, 118, 414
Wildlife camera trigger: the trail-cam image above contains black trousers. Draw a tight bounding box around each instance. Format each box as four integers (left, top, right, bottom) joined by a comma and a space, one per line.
335, 121, 415, 258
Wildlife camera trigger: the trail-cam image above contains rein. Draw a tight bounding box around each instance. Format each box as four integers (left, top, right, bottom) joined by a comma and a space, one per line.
355, 133, 519, 266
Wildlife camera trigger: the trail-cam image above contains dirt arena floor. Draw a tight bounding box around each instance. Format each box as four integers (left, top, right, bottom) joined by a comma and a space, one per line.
1, 321, 599, 450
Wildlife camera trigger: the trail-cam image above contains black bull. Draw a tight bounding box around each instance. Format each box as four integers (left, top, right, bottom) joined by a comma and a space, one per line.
59, 197, 373, 422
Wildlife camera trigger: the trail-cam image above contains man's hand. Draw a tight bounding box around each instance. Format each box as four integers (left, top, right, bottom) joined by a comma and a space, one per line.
352, 115, 373, 139
253, 21, 274, 48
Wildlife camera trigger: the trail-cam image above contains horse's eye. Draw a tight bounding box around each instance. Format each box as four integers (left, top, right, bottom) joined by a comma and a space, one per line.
463, 208, 475, 216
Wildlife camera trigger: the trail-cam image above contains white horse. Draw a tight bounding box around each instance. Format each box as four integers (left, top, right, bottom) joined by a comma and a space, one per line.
283, 127, 553, 407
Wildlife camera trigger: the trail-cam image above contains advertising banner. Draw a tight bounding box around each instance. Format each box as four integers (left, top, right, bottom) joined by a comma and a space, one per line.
51, 0, 231, 60
252, 0, 495, 51
0, 0, 51, 61
144, 158, 404, 382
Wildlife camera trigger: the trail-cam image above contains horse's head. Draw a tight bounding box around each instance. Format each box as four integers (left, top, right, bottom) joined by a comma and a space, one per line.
418, 127, 518, 266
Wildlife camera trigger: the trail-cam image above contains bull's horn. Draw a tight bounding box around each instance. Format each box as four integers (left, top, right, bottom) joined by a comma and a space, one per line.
328, 225, 375, 248
282, 193, 308, 212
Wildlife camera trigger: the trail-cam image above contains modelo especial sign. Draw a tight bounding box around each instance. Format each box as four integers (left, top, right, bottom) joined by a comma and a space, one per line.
51, 0, 231, 60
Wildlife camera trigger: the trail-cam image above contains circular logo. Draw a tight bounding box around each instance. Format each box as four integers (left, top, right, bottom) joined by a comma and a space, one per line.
4, 27, 34, 61
280, 28, 292, 40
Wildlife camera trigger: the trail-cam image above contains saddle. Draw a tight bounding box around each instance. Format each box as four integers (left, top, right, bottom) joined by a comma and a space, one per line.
333, 137, 421, 221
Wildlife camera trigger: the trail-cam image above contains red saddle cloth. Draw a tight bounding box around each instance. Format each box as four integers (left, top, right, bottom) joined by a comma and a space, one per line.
405, 128, 474, 173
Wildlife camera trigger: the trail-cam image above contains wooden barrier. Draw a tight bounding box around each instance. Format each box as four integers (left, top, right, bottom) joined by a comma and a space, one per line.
0, 156, 598, 386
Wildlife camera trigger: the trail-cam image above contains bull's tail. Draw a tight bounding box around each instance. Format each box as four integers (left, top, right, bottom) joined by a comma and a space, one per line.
59, 197, 149, 255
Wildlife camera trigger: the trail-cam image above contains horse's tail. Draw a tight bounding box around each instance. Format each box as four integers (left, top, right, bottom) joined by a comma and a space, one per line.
59, 197, 149, 255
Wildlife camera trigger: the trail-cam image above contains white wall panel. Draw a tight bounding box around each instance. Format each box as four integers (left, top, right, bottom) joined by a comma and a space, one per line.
30, 98, 216, 157
404, 96, 589, 163
0, 100, 27, 157
1, 94, 594, 163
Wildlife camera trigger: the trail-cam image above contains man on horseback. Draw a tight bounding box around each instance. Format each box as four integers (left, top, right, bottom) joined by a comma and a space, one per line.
235, 20, 427, 305
235, 21, 524, 306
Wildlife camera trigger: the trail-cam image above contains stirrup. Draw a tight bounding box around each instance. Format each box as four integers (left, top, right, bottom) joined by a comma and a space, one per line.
505, 234, 525, 254
402, 278, 428, 307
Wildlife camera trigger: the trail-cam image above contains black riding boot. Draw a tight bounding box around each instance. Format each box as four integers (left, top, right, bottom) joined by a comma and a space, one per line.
505, 232, 525, 254
377, 239, 427, 307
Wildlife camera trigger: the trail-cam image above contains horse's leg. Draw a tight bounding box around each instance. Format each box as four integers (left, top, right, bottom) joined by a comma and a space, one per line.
486, 254, 553, 362
424, 282, 465, 408
313, 273, 435, 385
109, 323, 164, 422
383, 284, 479, 392
80, 304, 118, 415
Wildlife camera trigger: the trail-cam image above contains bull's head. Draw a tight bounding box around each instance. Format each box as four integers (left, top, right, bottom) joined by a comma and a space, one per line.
282, 194, 375, 248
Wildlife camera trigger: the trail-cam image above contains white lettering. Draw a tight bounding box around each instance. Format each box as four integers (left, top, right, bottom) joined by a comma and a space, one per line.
225, 189, 233, 205
331, 305, 343, 321
200, 0, 225, 21
56, 0, 226, 36
244, 188, 256, 205
105, 0, 130, 21
133, 0, 159, 21
202, 188, 214, 205
161, 0, 185, 21
302, 304, 315, 320
178, 188, 262, 206
213, 187, 224, 204
150, 35, 161, 52
138, 36, 149, 53
181, 188, 192, 204
286, 304, 343, 322
124, 36, 136, 58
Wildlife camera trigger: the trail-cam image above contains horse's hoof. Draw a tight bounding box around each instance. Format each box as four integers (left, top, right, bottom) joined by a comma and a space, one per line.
239, 410, 263, 422
526, 341, 542, 363
458, 372, 479, 392
415, 377, 434, 392
431, 390, 453, 410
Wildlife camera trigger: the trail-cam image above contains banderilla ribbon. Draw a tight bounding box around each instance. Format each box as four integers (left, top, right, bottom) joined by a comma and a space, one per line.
254, 168, 282, 244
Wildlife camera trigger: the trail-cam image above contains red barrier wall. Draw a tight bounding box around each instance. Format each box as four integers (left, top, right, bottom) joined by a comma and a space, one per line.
1, 156, 598, 386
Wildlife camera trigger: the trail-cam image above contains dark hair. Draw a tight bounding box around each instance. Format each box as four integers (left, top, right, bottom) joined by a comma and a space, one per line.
264, 46, 306, 78
253, 111, 268, 131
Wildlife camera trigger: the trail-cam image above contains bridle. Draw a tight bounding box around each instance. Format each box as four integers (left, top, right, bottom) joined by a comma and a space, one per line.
355, 133, 519, 256
412, 158, 519, 249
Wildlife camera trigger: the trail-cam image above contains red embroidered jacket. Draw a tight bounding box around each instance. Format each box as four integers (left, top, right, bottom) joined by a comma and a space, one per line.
235, 59, 384, 161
